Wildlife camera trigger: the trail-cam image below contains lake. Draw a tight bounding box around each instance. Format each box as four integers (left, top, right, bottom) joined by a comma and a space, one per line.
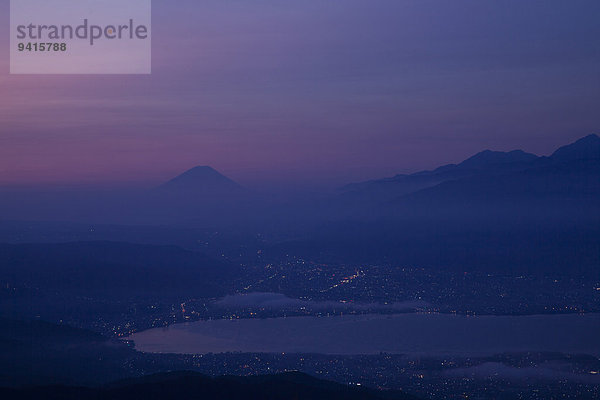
128, 313, 600, 356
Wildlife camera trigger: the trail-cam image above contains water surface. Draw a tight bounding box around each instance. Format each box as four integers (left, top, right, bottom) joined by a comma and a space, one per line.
129, 313, 600, 356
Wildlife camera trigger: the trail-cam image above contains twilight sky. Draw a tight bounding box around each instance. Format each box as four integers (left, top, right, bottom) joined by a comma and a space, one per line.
1, 0, 599, 189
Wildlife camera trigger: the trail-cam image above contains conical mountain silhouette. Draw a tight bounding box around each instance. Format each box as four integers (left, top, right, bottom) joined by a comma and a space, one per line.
158, 166, 242, 195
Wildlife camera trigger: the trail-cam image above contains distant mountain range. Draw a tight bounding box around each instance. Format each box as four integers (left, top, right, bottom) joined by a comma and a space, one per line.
0, 134, 597, 226
145, 134, 600, 224
157, 134, 600, 201
340, 134, 600, 215
259, 134, 600, 269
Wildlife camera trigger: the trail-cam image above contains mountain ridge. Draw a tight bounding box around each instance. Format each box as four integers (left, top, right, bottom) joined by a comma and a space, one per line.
340, 134, 599, 204
550, 134, 600, 162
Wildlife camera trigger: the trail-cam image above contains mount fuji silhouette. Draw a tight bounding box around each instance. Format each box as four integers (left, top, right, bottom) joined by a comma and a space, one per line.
157, 166, 243, 196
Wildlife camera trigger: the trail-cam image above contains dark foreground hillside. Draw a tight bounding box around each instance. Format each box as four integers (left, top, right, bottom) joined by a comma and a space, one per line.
0, 371, 420, 400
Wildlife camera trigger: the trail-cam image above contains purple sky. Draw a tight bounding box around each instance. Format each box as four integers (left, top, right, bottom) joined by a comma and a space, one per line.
1, 0, 599, 189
